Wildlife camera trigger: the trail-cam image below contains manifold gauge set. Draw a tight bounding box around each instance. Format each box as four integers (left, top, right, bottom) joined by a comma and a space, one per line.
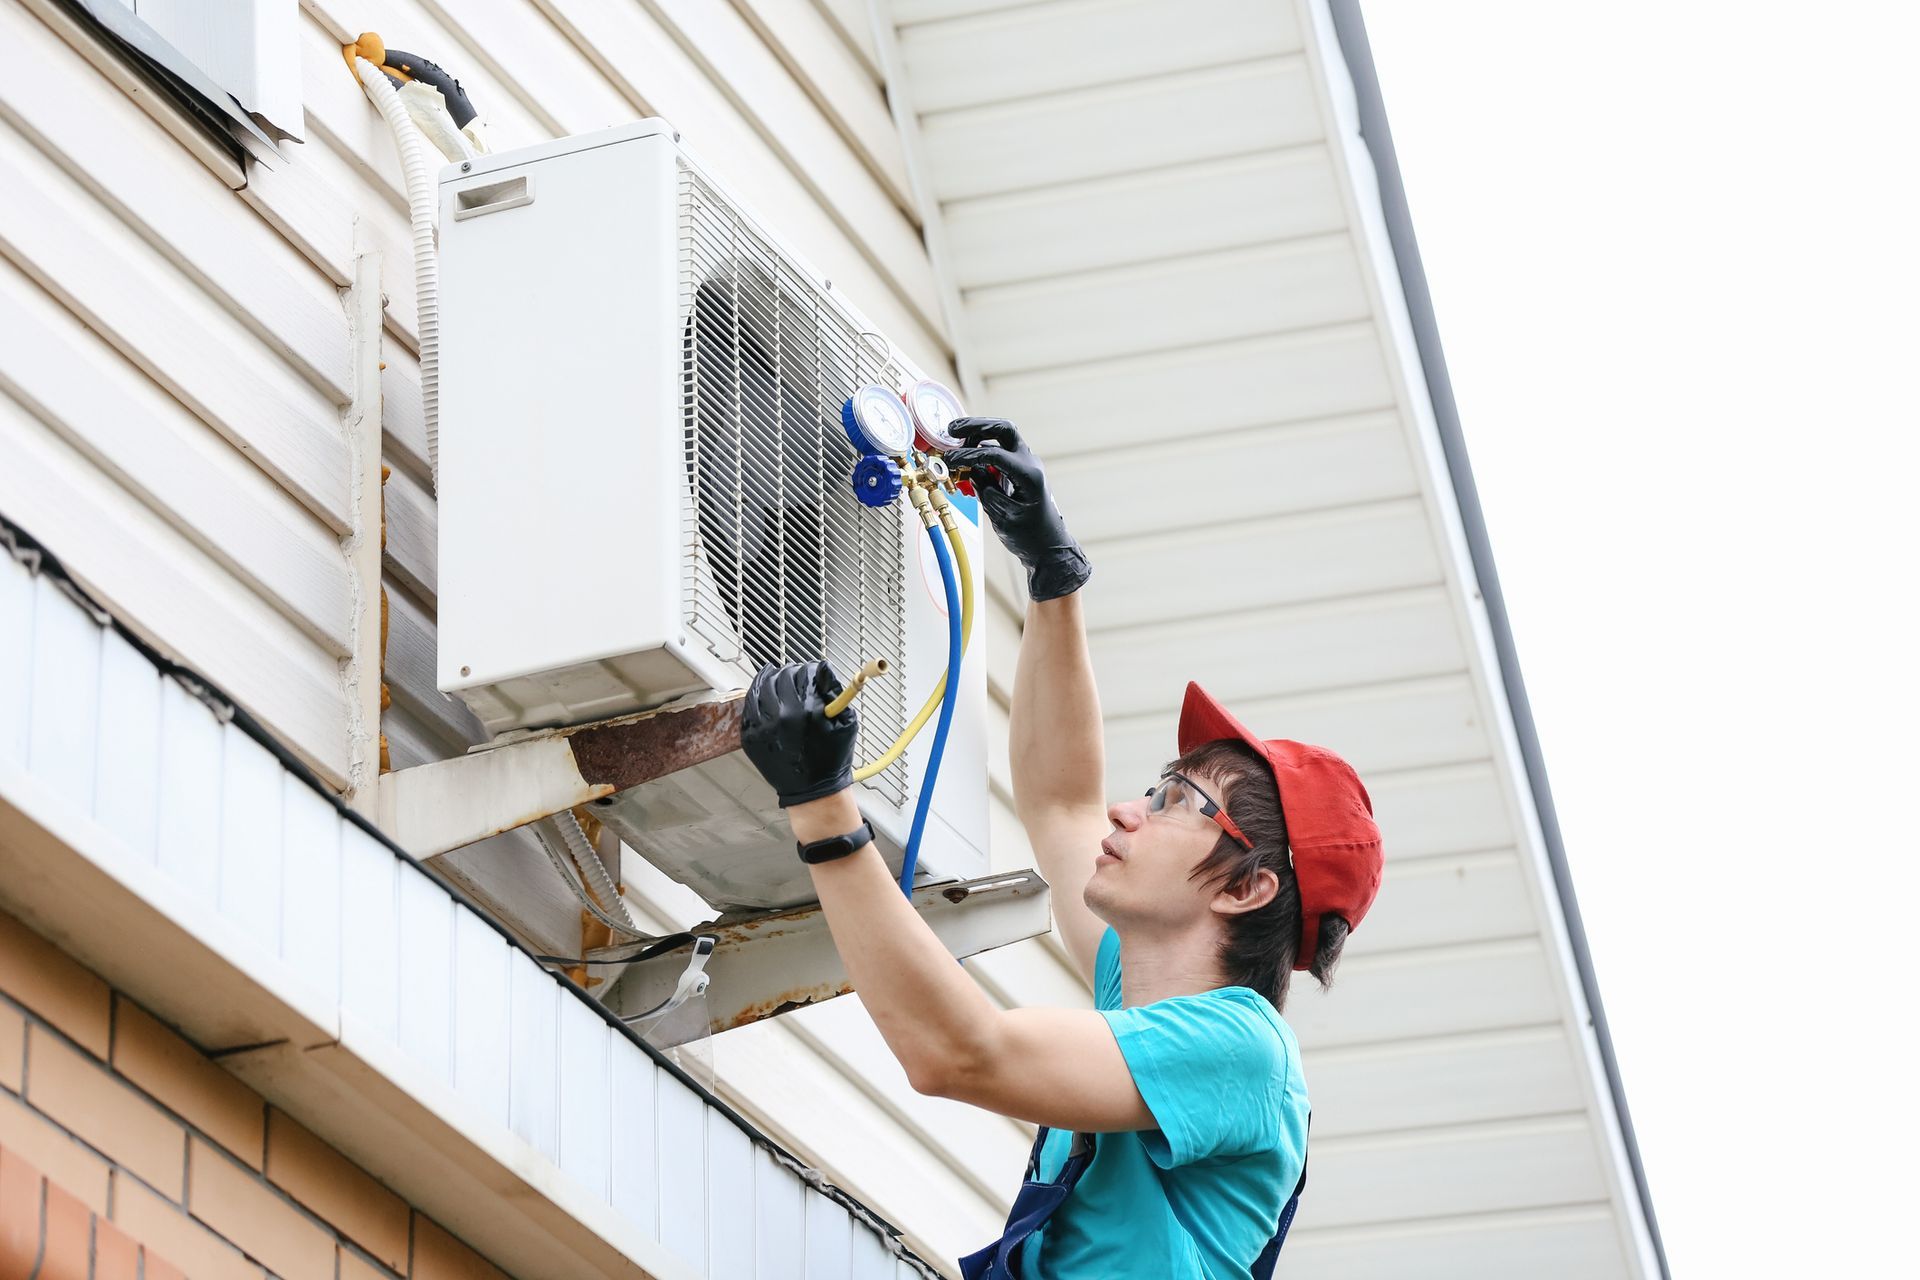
841, 378, 974, 507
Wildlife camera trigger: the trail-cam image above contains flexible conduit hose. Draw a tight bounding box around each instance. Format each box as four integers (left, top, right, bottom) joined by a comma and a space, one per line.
354, 57, 441, 493
900, 504, 964, 896
852, 490, 974, 782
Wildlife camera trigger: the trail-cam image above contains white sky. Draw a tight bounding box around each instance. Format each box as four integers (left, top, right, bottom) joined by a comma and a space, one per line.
1360, 3, 1919, 1274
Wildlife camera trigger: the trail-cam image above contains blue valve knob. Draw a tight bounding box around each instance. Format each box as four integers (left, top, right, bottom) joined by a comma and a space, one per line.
851, 455, 904, 508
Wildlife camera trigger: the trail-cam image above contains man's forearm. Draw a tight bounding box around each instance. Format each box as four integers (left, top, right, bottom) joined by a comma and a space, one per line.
1009, 593, 1105, 817
788, 792, 1000, 1092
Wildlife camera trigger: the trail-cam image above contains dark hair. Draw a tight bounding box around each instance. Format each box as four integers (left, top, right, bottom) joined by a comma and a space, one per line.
1169, 740, 1350, 1012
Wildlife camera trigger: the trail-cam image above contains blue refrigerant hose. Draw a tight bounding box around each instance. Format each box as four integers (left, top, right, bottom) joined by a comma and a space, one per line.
901, 517, 964, 896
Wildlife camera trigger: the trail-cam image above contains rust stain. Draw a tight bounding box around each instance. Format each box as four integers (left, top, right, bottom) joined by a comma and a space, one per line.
568, 697, 747, 791
719, 980, 853, 1031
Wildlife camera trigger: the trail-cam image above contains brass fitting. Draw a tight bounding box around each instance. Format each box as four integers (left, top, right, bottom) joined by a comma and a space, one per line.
824, 658, 890, 719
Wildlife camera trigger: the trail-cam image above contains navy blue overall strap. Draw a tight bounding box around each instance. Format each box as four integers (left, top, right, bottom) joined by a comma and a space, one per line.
958, 1126, 1092, 1280
1249, 1145, 1308, 1280
959, 1124, 1307, 1280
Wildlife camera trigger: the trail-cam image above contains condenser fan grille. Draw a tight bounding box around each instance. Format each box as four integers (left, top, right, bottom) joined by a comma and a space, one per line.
678, 164, 910, 804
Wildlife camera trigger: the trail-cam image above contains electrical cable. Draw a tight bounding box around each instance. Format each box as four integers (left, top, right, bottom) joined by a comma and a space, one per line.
531, 814, 650, 940
555, 809, 638, 931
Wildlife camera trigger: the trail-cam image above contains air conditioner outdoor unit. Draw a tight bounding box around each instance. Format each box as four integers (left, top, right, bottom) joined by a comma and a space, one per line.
434, 119, 989, 912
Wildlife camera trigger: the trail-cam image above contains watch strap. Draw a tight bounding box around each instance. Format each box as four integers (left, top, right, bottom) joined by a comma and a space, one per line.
797, 822, 874, 865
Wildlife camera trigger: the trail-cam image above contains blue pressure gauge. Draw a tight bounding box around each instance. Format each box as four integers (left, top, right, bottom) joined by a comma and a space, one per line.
842, 385, 915, 457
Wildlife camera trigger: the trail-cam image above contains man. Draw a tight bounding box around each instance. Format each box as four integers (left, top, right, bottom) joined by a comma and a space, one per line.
741, 419, 1384, 1279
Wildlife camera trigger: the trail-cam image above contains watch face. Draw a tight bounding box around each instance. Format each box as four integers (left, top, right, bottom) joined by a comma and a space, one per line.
844, 384, 915, 456
798, 822, 872, 863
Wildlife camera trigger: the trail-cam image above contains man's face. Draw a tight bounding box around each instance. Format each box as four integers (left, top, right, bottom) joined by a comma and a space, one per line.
1083, 769, 1234, 931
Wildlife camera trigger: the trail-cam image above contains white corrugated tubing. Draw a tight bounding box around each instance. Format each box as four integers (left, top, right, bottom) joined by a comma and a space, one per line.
355, 58, 441, 494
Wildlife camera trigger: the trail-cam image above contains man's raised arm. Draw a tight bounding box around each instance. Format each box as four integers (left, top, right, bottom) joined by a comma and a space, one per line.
945, 419, 1110, 985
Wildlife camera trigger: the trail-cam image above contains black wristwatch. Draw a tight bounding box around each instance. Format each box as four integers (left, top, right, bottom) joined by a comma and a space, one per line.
797, 822, 874, 865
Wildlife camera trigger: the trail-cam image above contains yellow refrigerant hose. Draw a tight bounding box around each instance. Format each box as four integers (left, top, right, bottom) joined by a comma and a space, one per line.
851, 483, 974, 782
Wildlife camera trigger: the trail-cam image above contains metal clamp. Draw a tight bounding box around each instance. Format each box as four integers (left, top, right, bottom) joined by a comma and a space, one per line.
620, 935, 715, 1026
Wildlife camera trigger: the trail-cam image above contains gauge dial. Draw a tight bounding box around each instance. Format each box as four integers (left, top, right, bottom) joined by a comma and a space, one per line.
842, 384, 915, 456
904, 379, 966, 452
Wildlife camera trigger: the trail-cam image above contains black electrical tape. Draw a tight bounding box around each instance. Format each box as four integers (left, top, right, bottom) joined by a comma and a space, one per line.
382, 48, 478, 128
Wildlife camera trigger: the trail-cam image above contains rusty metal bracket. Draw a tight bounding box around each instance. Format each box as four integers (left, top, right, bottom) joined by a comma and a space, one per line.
376, 694, 746, 858
602, 870, 1053, 1046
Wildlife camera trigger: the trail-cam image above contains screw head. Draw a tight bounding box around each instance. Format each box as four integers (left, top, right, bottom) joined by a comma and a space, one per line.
460, 665, 471, 677
460, 161, 472, 172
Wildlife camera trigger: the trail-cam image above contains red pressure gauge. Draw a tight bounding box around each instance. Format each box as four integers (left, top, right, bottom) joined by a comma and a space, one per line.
904, 379, 966, 453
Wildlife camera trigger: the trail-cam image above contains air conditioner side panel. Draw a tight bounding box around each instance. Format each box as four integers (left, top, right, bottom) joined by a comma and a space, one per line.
436, 133, 691, 726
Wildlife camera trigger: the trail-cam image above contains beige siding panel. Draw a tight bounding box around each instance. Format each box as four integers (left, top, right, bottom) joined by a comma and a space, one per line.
0, 395, 349, 785
1286, 938, 1560, 1050
981, 593, 1022, 704
0, 266, 352, 657
1089, 588, 1466, 718
382, 466, 438, 608
0, 129, 352, 534
963, 932, 1092, 1015
648, 0, 934, 304
714, 1015, 1007, 1266
1307, 1027, 1587, 1139
384, 586, 487, 748
985, 698, 1013, 805
784, 998, 1031, 1202
525, 0, 950, 367
919, 56, 1319, 202
1078, 502, 1442, 633
1347, 849, 1534, 956
0, 2, 351, 403
984, 330, 1396, 456
363, 0, 628, 138
1366, 761, 1516, 861
380, 351, 432, 485
242, 126, 425, 351
1303, 1116, 1609, 1229
733, 0, 914, 209
1053, 415, 1422, 540
1288, 1206, 1627, 1280
1103, 675, 1490, 793
241, 142, 355, 289
943, 146, 1347, 289
893, 0, 1042, 25
901, 0, 1301, 114
813, 0, 881, 74
965, 234, 1368, 375
382, 704, 446, 772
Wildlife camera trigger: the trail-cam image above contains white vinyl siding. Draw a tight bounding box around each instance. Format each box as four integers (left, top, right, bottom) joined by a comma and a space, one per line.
0, 546, 931, 1279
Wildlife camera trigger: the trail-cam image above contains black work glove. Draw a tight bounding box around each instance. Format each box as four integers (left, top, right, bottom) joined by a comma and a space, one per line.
740, 660, 860, 807
944, 418, 1092, 602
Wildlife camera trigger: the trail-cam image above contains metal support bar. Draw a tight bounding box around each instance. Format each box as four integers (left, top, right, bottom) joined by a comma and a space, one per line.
376, 693, 746, 858
602, 870, 1053, 1046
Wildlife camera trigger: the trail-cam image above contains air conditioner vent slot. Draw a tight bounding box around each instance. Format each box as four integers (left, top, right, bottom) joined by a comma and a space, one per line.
677, 164, 910, 804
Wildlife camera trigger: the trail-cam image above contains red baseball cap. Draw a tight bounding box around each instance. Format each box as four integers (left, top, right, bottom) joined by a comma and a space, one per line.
1178, 682, 1384, 969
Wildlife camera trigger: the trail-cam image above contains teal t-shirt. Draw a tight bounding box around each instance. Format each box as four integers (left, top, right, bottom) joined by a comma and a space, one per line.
1014, 928, 1308, 1280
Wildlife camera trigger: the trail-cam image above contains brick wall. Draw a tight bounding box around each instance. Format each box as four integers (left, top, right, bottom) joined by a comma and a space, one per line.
0, 909, 515, 1280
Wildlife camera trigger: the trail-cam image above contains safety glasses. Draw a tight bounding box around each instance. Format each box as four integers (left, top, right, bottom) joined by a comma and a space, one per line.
1145, 771, 1253, 850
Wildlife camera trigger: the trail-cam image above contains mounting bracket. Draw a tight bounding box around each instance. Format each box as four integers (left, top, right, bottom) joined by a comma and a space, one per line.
604, 870, 1052, 1046
376, 693, 747, 859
